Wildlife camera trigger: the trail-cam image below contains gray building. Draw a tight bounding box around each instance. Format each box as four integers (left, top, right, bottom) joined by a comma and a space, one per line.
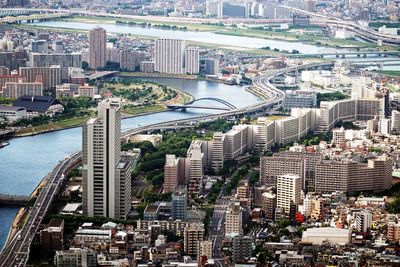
283, 90, 317, 110
232, 235, 253, 263
31, 40, 48, 53
30, 53, 82, 81
204, 58, 219, 76
171, 185, 187, 221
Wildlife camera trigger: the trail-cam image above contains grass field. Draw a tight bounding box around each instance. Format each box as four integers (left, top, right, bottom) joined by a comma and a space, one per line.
15, 116, 90, 136
378, 70, 400, 77
122, 104, 166, 116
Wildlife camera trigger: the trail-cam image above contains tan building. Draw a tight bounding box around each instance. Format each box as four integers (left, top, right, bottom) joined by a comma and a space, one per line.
0, 75, 25, 91
19, 66, 61, 93
2, 81, 43, 98
184, 223, 204, 258
387, 222, 400, 241
186, 140, 204, 196
164, 154, 181, 193
225, 202, 243, 237
261, 191, 276, 220
78, 84, 97, 98
260, 155, 304, 187
315, 155, 393, 193
198, 240, 212, 260
119, 50, 146, 71
89, 27, 107, 69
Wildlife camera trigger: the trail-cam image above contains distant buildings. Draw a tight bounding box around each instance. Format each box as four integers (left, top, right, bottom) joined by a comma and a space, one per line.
82, 98, 131, 219
89, 27, 107, 69
154, 38, 199, 75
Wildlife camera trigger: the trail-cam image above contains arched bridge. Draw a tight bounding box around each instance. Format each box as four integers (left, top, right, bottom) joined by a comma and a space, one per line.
167, 97, 237, 111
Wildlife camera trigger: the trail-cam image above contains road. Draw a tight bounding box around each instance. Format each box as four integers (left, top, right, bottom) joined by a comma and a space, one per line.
0, 152, 82, 267
0, 62, 331, 265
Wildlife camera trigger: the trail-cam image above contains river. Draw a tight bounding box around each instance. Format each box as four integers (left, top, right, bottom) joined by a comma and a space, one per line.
0, 78, 261, 249
30, 21, 335, 54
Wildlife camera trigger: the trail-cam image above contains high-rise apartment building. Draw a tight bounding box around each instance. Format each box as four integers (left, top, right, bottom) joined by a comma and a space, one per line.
392, 110, 400, 134
198, 240, 213, 260
155, 38, 186, 75
184, 47, 199, 74
387, 222, 400, 241
260, 155, 304, 187
119, 50, 146, 71
225, 202, 243, 237
89, 27, 107, 69
2, 81, 43, 98
82, 98, 131, 219
211, 132, 224, 173
276, 174, 301, 214
30, 53, 82, 81
232, 235, 253, 263
355, 211, 372, 232
204, 58, 219, 75
19, 66, 61, 94
186, 140, 204, 196
171, 185, 187, 221
184, 223, 204, 258
164, 154, 181, 193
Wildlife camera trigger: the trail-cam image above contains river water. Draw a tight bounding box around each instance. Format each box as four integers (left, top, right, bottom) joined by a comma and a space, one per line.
0, 78, 261, 249
30, 21, 334, 54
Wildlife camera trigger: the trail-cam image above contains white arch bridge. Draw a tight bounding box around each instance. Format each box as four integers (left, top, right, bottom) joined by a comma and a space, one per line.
166, 97, 237, 111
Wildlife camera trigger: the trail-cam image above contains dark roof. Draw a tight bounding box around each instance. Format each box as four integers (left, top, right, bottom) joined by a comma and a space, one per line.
13, 96, 62, 113
0, 105, 26, 112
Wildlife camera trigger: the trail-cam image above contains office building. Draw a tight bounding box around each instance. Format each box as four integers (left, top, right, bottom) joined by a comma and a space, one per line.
225, 202, 243, 237
155, 38, 186, 75
355, 211, 372, 232
19, 66, 61, 94
89, 27, 107, 69
261, 191, 276, 220
184, 47, 199, 74
232, 235, 253, 263
171, 185, 187, 221
2, 80, 43, 98
184, 223, 204, 258
204, 58, 219, 75
82, 98, 132, 219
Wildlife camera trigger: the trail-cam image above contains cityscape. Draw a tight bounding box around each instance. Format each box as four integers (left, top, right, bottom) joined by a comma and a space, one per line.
1, 0, 400, 266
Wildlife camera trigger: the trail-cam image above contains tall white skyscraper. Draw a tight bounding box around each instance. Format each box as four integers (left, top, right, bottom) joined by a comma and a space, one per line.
276, 174, 301, 213
89, 27, 107, 69
82, 98, 131, 219
184, 47, 199, 74
155, 38, 186, 74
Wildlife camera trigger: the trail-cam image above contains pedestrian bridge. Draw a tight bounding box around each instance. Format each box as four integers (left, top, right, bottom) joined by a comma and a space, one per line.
166, 97, 237, 111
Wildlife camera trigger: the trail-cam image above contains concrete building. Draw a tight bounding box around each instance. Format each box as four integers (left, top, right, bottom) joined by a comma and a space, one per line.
30, 53, 81, 81
31, 40, 48, 53
171, 185, 187, 221
302, 228, 351, 245
184, 47, 199, 74
315, 155, 393, 193
283, 90, 317, 109
40, 219, 64, 252
260, 155, 304, 187
89, 27, 107, 69
13, 95, 63, 117
387, 222, 400, 241
255, 117, 275, 151
0, 105, 26, 121
332, 127, 346, 145
184, 223, 204, 259
119, 50, 146, 71
78, 84, 97, 98
379, 118, 391, 135
276, 174, 301, 214
225, 202, 243, 237
261, 191, 276, 220
19, 66, 61, 94
224, 125, 252, 160
54, 248, 97, 267
211, 132, 224, 173
232, 235, 253, 264
2, 80, 43, 98
155, 38, 186, 75
391, 110, 400, 134
186, 140, 204, 196
198, 240, 212, 260
355, 211, 372, 232
140, 61, 155, 73
82, 98, 132, 219
204, 58, 219, 75
164, 154, 182, 193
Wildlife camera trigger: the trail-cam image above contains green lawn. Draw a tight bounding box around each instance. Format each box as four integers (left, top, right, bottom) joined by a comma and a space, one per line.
378, 70, 400, 77
122, 105, 166, 116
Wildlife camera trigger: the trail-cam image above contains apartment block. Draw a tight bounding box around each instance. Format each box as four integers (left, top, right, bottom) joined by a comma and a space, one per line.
276, 174, 301, 214
2, 81, 43, 98
184, 223, 204, 258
